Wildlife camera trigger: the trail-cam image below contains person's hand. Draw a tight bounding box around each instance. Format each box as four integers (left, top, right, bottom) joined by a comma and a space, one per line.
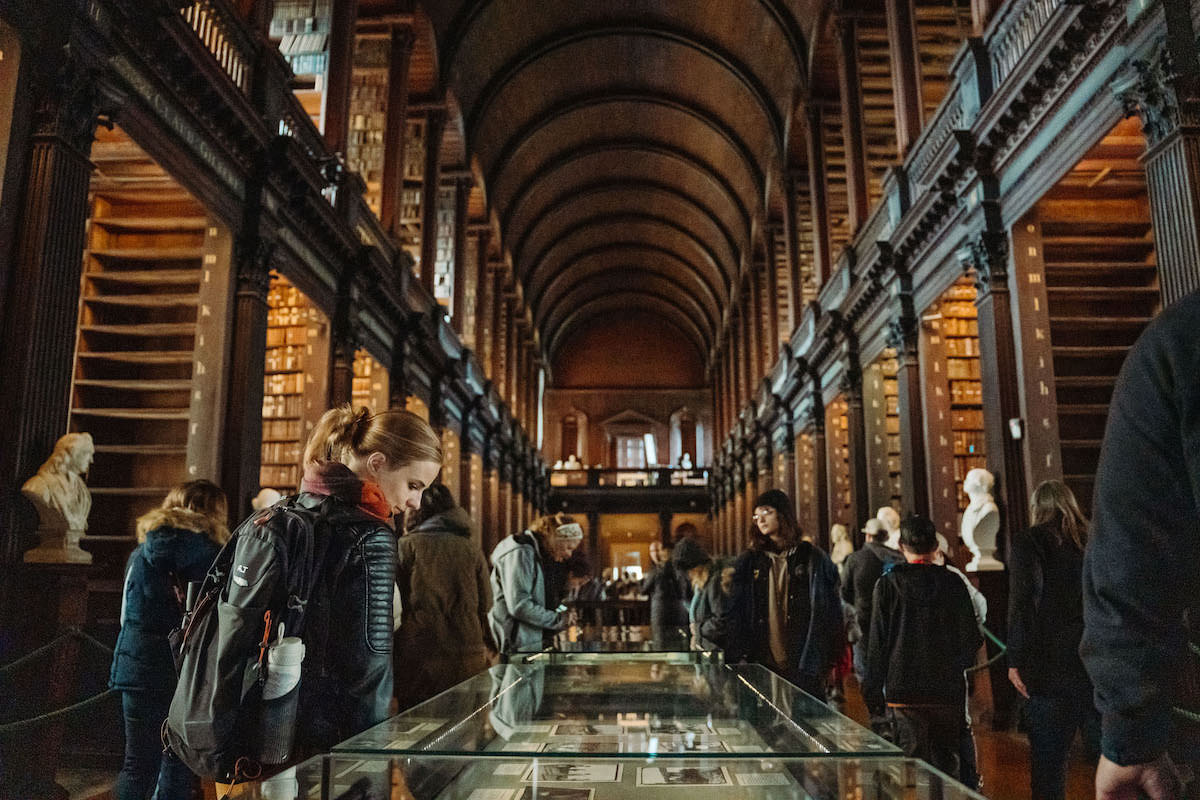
1008, 667, 1029, 699
1096, 753, 1184, 800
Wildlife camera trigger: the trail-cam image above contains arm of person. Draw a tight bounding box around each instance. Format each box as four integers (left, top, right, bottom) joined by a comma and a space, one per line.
1005, 529, 1040, 697
697, 565, 736, 647
477, 551, 498, 656
840, 556, 856, 605
497, 546, 562, 631
1082, 299, 1200, 769
862, 579, 890, 714
343, 527, 398, 732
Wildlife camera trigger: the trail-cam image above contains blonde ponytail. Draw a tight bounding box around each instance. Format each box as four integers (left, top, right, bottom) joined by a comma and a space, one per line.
303, 404, 441, 468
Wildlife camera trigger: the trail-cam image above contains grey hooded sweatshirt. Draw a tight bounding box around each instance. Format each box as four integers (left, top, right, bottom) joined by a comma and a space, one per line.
489, 532, 563, 654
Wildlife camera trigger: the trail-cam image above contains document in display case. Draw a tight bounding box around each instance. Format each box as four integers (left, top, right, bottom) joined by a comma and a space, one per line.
332, 662, 897, 758
227, 753, 988, 799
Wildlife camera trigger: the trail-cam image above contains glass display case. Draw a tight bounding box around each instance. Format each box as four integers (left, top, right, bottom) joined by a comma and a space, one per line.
228, 752, 987, 799
520, 626, 716, 664
332, 662, 897, 758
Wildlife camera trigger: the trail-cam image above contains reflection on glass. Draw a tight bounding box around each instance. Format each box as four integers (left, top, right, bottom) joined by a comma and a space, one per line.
227, 753, 988, 799
332, 662, 897, 758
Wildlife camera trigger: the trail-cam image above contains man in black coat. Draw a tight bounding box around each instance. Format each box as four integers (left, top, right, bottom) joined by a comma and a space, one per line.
1081, 292, 1200, 800
842, 518, 904, 683
863, 515, 982, 778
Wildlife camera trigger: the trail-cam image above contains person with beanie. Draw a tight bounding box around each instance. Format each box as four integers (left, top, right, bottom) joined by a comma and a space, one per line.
672, 537, 734, 649
726, 489, 843, 700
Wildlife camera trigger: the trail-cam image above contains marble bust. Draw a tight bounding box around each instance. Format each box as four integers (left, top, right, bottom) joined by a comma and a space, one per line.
960, 467, 1002, 571
21, 432, 94, 564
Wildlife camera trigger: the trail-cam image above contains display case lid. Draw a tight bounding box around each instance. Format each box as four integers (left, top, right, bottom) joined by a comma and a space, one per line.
332, 662, 898, 758
228, 752, 987, 799
520, 626, 716, 664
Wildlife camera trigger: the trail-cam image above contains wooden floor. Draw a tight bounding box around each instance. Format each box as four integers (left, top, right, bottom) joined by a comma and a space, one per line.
837, 675, 1097, 800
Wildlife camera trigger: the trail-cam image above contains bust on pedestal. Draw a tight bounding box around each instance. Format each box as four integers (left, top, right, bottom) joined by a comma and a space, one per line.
960, 467, 1002, 571
21, 432, 94, 564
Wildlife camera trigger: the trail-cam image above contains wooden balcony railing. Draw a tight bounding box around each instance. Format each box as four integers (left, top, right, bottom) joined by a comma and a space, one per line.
180, 0, 255, 93
550, 467, 710, 489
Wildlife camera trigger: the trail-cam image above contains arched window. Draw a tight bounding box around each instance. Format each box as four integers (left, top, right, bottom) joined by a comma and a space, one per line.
560, 414, 578, 462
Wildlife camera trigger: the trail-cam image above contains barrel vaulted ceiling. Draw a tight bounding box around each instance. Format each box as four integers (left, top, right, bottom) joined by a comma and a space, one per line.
418, 1, 823, 369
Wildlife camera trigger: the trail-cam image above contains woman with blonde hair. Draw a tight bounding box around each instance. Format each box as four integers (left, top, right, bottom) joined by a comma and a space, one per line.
284, 404, 442, 750
1007, 479, 1099, 800
489, 511, 583, 655
111, 479, 228, 800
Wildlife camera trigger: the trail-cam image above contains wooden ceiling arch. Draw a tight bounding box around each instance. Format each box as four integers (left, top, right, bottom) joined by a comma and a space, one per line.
417, 0, 814, 373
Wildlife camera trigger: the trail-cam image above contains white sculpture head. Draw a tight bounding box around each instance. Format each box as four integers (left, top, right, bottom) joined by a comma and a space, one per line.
876, 506, 900, 533
963, 468, 994, 502
48, 432, 94, 476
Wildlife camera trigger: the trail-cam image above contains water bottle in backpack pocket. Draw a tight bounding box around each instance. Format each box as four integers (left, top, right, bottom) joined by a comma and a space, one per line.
164, 499, 326, 781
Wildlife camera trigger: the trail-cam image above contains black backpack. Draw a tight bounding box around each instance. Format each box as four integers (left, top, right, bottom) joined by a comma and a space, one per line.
164, 496, 331, 781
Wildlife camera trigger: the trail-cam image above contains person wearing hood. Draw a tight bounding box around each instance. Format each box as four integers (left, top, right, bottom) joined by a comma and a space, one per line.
863, 514, 983, 777
110, 479, 228, 800
395, 483, 495, 711
672, 537, 734, 649
489, 512, 582, 656
726, 489, 843, 701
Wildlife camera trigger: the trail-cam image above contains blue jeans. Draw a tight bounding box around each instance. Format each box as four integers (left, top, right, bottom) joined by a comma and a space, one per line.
116, 689, 197, 800
1025, 693, 1100, 800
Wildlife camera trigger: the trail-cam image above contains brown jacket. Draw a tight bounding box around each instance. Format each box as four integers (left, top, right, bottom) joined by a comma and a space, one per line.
395, 506, 494, 709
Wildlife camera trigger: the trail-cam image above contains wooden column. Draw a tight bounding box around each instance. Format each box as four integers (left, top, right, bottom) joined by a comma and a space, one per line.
330, 265, 360, 407
888, 311, 930, 518
0, 59, 98, 568
842, 357, 872, 533
963, 220, 1028, 554
450, 176, 472, 331
784, 169, 806, 321
747, 271, 764, 384
473, 236, 493, 360
380, 24, 415, 239
1120, 42, 1200, 304
323, 0, 359, 155
835, 14, 870, 232
418, 108, 446, 295
806, 106, 834, 285
773, 420, 798, 517
491, 271, 507, 392
809, 399, 831, 546
482, 433, 498, 552
971, 0, 998, 33
885, 0, 924, 156
763, 245, 780, 365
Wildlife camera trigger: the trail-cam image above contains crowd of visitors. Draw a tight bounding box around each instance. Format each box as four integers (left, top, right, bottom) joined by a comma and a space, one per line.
106, 288, 1200, 800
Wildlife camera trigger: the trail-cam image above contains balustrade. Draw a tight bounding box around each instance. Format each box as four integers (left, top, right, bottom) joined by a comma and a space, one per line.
180, 0, 254, 93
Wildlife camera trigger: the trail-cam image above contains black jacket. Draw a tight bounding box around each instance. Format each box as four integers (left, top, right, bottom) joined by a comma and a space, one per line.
641, 561, 689, 633
1081, 292, 1200, 766
726, 542, 843, 679
841, 541, 904, 643
693, 559, 734, 647
1007, 523, 1089, 696
863, 562, 982, 709
288, 491, 396, 753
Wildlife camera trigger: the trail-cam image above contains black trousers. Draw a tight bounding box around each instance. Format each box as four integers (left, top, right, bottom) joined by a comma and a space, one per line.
890, 704, 964, 779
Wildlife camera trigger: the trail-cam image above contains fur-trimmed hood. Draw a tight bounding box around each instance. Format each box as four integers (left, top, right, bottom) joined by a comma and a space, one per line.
136, 505, 228, 545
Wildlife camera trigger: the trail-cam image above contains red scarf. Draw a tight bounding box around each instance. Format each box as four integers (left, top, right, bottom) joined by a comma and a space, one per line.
300, 461, 393, 522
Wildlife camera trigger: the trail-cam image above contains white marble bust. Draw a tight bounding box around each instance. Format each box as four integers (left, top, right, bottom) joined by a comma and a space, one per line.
960, 467, 1002, 571
21, 432, 94, 564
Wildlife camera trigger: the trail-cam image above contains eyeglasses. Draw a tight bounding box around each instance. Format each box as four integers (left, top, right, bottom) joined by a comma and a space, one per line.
752, 509, 777, 521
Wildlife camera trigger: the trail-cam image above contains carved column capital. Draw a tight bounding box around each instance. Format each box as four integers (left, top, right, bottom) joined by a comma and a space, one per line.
234, 234, 275, 301
958, 230, 1010, 298
34, 45, 109, 157
1116, 43, 1183, 149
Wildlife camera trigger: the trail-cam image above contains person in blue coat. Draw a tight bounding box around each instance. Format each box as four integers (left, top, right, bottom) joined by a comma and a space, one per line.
110, 480, 229, 800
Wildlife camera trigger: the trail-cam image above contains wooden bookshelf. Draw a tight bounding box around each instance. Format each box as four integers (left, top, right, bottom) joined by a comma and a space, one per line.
347, 35, 390, 217
864, 351, 902, 514
351, 349, 389, 413
69, 124, 232, 624
825, 395, 852, 529
260, 275, 330, 494
400, 116, 426, 268
794, 427, 820, 543
941, 279, 987, 510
